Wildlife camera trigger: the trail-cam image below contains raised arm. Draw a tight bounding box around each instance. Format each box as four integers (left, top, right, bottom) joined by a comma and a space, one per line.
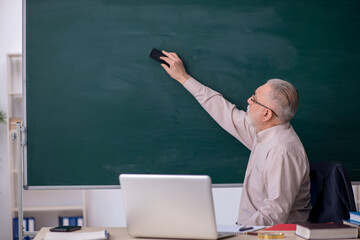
160, 50, 256, 149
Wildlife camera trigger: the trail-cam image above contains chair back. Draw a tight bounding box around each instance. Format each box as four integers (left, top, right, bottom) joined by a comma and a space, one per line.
309, 161, 356, 223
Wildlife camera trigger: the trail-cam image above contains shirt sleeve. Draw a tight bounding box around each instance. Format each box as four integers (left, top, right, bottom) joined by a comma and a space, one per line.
244, 148, 307, 225
183, 77, 255, 150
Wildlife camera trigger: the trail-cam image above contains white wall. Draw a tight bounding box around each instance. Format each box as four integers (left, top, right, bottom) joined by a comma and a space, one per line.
0, 0, 22, 239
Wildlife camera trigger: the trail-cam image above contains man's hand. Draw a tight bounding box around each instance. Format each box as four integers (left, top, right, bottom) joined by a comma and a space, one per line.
160, 50, 191, 85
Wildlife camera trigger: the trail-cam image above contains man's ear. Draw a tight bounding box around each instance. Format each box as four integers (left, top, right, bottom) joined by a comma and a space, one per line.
262, 109, 273, 122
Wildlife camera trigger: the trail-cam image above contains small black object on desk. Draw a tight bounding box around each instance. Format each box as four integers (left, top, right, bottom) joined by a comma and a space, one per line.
49, 226, 82, 232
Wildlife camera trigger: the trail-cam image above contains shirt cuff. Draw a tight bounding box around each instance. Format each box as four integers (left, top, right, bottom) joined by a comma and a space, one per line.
183, 77, 203, 96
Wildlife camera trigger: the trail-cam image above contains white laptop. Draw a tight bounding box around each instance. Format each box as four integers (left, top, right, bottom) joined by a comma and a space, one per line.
119, 174, 235, 240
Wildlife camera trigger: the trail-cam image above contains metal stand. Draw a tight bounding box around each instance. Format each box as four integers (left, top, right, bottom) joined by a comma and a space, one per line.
16, 122, 24, 240
15, 122, 37, 239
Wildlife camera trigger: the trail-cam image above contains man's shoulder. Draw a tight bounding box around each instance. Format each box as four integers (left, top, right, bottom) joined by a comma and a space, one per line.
276, 125, 304, 147
272, 141, 306, 159
267, 141, 309, 171
269, 127, 307, 159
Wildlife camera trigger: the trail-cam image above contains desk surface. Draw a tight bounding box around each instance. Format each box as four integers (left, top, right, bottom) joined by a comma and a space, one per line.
33, 227, 294, 240
33, 227, 358, 240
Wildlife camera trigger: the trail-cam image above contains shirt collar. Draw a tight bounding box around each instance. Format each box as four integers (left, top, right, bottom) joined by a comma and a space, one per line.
255, 123, 290, 144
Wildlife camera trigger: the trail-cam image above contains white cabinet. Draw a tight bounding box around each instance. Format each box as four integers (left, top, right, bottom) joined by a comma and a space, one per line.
6, 54, 87, 237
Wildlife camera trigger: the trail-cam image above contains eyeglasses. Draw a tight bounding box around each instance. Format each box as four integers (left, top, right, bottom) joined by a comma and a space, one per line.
250, 97, 278, 117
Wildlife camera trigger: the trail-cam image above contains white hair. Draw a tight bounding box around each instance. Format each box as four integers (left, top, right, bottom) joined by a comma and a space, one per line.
266, 79, 299, 123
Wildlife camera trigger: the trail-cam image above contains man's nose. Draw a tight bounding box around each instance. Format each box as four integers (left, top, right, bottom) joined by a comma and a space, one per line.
247, 97, 252, 105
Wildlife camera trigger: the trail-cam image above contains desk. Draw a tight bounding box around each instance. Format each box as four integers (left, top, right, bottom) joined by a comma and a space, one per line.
33, 227, 336, 240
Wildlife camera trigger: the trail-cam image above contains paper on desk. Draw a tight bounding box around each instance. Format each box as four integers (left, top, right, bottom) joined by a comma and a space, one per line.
217, 225, 265, 234
43, 230, 108, 240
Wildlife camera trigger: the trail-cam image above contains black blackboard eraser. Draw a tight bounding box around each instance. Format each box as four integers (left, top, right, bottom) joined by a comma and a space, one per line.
149, 48, 169, 67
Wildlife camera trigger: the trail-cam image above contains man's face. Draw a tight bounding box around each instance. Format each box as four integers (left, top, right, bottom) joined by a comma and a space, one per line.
246, 83, 273, 130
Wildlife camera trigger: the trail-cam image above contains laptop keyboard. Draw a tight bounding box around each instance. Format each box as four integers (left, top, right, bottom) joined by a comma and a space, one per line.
217, 232, 236, 238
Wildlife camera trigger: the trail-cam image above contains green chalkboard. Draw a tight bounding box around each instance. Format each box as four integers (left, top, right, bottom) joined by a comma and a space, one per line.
26, 0, 360, 187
